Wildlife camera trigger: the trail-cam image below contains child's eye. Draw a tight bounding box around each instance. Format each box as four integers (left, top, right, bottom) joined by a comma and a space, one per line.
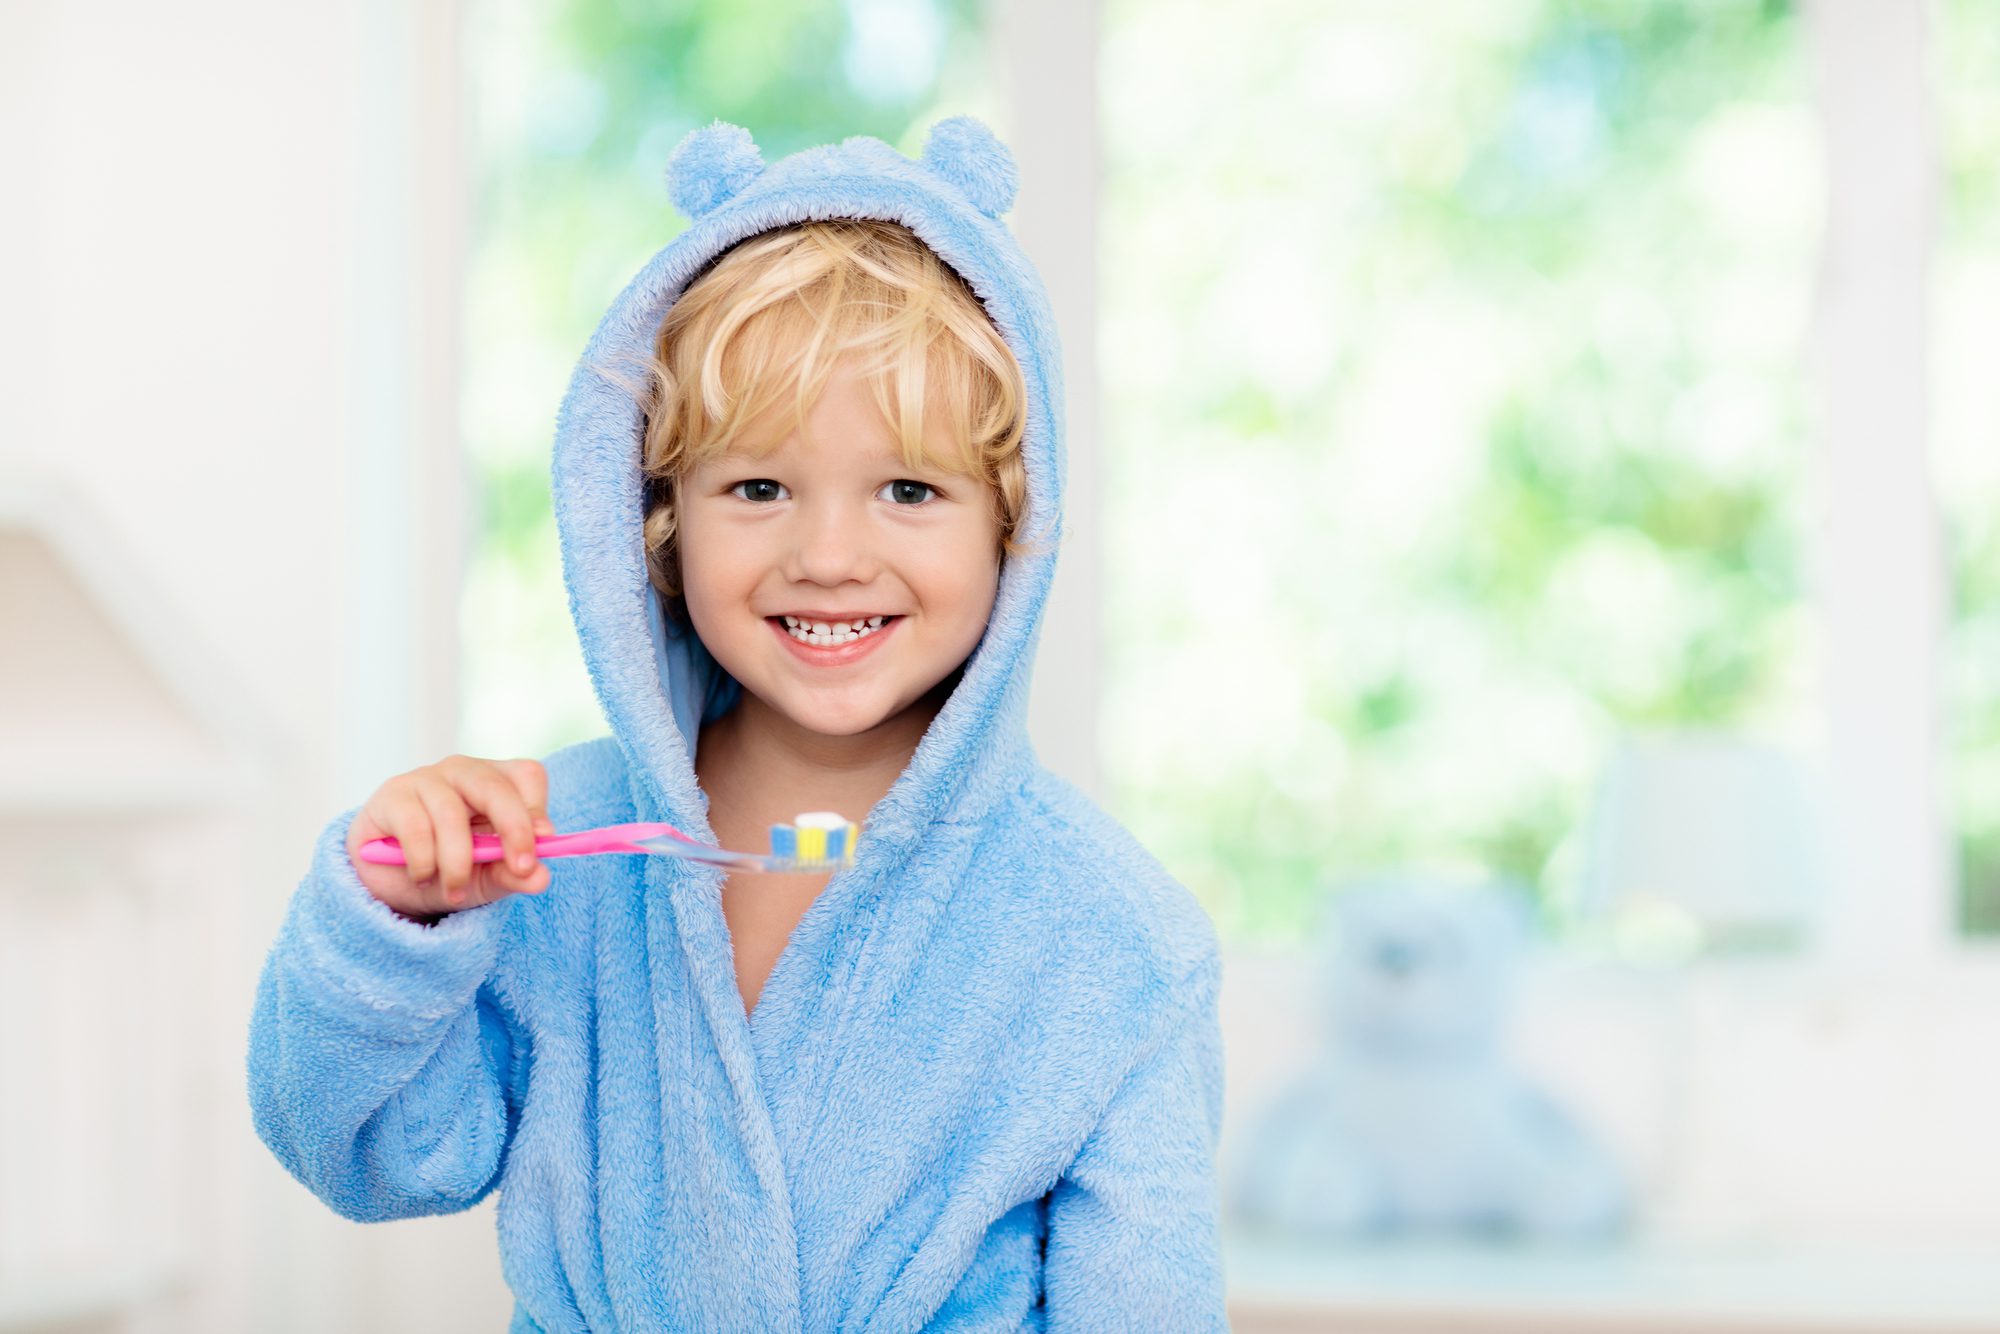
730, 479, 788, 503
878, 480, 937, 506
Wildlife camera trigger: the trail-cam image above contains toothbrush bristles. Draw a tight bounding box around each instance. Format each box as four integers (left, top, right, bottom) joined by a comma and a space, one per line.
767, 813, 862, 873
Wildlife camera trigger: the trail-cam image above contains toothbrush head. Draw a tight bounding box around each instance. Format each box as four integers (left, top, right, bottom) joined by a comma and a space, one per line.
628, 811, 862, 873
767, 811, 862, 872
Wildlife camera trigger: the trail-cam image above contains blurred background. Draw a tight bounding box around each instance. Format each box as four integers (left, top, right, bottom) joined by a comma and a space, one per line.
2, 0, 1997, 1329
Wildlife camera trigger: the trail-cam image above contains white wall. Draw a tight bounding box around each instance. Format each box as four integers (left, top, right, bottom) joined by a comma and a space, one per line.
0, 2, 505, 1330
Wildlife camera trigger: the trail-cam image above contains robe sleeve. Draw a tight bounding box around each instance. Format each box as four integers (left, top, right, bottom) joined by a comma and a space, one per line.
1040, 955, 1228, 1330
245, 805, 521, 1223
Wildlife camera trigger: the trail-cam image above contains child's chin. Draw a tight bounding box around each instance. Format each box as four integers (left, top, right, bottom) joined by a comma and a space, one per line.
783, 697, 895, 738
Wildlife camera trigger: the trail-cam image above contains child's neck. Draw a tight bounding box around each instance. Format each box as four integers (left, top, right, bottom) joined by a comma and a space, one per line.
694, 685, 947, 832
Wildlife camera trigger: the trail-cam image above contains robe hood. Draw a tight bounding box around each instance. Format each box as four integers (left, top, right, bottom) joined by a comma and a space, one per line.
549, 115, 1066, 869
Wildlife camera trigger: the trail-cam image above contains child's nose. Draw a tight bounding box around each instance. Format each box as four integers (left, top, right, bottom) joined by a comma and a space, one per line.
788, 498, 877, 583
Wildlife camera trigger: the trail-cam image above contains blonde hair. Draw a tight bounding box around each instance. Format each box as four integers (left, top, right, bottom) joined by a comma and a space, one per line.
626, 217, 1036, 622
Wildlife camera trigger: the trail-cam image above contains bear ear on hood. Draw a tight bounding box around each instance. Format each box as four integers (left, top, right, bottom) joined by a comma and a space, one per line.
665, 119, 767, 220
665, 115, 1018, 222
918, 115, 1018, 217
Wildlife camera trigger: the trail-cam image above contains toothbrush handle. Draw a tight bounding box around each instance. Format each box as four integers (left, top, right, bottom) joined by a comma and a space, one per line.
355, 824, 696, 866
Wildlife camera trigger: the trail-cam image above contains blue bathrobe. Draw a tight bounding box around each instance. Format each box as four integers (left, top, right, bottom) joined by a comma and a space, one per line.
246, 117, 1227, 1332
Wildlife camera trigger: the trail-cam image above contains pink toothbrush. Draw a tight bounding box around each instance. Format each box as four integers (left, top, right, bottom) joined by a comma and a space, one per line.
356, 813, 862, 874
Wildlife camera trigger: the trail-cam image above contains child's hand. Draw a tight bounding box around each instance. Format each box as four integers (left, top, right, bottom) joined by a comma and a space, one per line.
344, 756, 555, 924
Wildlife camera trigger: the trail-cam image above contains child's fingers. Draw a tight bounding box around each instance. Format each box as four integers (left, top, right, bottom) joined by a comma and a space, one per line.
347, 758, 553, 921
497, 758, 550, 829
363, 788, 435, 885
465, 824, 550, 901
499, 757, 557, 843
413, 773, 477, 906
446, 757, 545, 877
485, 857, 551, 897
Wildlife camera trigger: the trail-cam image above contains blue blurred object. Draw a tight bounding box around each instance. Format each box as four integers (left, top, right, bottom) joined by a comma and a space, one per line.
1232, 873, 1633, 1241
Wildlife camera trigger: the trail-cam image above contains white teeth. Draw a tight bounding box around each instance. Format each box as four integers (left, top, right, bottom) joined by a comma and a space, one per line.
780, 615, 892, 647
782, 614, 887, 629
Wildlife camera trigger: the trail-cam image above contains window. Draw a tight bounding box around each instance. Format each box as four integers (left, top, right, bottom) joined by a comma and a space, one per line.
1100, 0, 1822, 940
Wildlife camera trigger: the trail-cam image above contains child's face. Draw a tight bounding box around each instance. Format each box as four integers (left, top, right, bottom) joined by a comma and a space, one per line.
677, 359, 1003, 741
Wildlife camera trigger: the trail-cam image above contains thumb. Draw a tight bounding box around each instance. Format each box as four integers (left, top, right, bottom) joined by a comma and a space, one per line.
483, 856, 550, 899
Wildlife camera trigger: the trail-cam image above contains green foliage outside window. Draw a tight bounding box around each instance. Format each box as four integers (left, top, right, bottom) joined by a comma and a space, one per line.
1098, 0, 1820, 939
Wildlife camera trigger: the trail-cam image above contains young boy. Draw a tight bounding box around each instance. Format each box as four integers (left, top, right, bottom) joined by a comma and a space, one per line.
247, 116, 1227, 1331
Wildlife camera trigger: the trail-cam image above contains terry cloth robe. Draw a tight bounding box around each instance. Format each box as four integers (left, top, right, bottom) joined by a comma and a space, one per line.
246, 116, 1228, 1333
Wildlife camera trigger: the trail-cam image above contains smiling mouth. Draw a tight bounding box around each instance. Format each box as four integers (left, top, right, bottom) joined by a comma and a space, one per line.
769, 614, 899, 648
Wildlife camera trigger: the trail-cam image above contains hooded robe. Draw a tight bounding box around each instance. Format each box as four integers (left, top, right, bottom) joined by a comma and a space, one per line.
247, 115, 1227, 1333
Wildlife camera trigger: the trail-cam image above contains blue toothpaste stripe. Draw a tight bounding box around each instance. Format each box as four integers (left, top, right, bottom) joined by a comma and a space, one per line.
770, 824, 797, 861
